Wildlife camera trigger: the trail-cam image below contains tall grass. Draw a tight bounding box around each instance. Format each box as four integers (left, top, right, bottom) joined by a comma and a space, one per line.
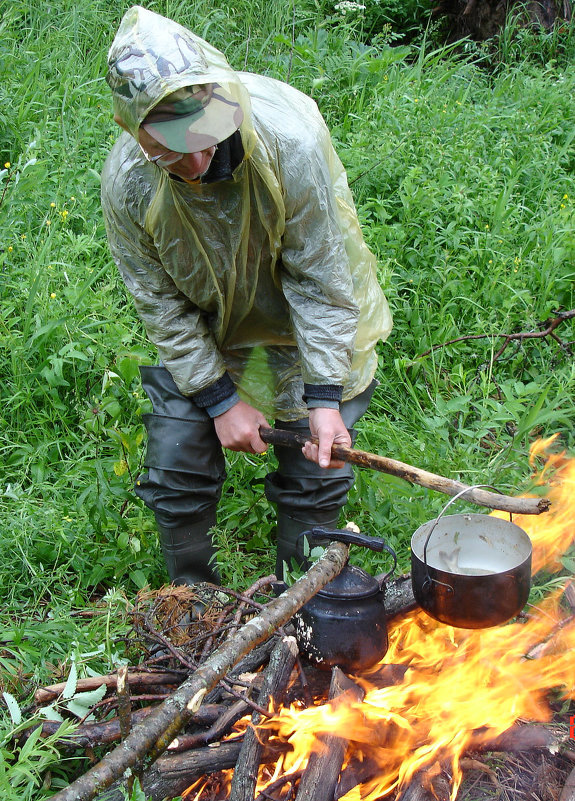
0, 0, 574, 794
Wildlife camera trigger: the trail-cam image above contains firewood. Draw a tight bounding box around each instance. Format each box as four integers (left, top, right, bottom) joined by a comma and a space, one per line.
384, 573, 417, 619
165, 697, 251, 752
560, 765, 575, 801
49, 541, 349, 801
229, 635, 299, 801
34, 670, 184, 706
469, 723, 568, 753
295, 667, 365, 801
94, 739, 293, 801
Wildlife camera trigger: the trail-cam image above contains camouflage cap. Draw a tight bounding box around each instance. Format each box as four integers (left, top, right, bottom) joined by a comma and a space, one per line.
141, 84, 244, 153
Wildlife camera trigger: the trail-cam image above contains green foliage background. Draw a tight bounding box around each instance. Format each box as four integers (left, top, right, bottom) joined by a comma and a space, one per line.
0, 0, 573, 795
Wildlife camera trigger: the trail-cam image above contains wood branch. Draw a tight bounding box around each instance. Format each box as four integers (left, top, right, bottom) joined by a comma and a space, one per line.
229, 635, 299, 801
560, 765, 575, 801
385, 573, 418, 619
295, 667, 365, 801
95, 739, 293, 801
115, 667, 132, 742
49, 542, 349, 801
260, 428, 550, 515
34, 671, 184, 706
27, 701, 235, 750
414, 310, 575, 363
395, 763, 452, 801
468, 723, 569, 753
165, 697, 251, 752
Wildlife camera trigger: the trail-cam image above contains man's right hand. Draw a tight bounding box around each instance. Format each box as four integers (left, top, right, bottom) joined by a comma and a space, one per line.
213, 401, 268, 454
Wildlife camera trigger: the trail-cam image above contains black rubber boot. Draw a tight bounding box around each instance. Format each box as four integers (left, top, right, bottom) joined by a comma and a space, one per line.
156, 513, 220, 586
275, 508, 339, 581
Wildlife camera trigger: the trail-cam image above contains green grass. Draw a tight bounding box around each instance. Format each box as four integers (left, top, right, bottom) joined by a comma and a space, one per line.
0, 0, 574, 795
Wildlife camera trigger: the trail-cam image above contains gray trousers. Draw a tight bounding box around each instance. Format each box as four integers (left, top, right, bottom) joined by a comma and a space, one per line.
135, 365, 375, 529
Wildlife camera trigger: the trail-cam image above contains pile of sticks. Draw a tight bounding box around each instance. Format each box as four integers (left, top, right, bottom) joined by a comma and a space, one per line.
27, 552, 575, 801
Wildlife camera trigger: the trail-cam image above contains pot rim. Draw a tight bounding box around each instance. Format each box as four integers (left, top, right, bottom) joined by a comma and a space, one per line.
411, 512, 532, 576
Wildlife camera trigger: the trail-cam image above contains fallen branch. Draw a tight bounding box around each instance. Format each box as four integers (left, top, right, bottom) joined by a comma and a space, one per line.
49, 542, 349, 801
414, 310, 575, 364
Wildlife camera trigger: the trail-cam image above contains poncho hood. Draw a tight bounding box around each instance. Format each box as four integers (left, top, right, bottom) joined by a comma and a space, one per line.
106, 5, 256, 156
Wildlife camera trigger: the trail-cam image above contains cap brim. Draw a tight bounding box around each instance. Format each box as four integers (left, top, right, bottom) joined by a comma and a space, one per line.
142, 88, 244, 153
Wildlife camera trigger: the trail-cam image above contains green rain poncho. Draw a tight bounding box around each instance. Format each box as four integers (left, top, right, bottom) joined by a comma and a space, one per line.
101, 6, 392, 421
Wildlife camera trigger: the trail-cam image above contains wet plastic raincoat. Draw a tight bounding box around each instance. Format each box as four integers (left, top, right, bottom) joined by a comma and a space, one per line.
101, 6, 392, 421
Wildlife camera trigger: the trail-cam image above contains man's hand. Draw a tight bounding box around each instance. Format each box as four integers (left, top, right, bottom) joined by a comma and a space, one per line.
213, 401, 268, 453
302, 407, 351, 469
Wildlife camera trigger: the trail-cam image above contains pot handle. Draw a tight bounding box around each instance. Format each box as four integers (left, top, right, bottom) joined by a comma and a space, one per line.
422, 484, 509, 587
301, 527, 397, 584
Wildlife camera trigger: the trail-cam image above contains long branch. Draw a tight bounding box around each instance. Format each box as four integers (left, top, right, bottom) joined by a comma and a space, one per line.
414, 310, 575, 362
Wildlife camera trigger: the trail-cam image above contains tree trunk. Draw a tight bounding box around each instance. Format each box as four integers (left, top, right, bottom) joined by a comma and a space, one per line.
433, 0, 572, 41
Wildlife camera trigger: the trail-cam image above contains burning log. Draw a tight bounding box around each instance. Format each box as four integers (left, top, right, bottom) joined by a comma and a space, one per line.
229, 635, 299, 801
49, 541, 349, 801
295, 667, 365, 801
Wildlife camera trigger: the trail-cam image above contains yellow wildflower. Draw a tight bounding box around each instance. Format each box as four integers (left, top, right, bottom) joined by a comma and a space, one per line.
8, 246, 12, 252
50, 292, 56, 298
50, 202, 56, 208
4, 162, 10, 169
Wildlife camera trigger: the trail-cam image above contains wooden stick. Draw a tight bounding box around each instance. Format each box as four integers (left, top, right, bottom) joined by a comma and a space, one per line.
560, 765, 575, 801
165, 697, 251, 752
260, 427, 550, 516
94, 739, 293, 801
34, 671, 184, 706
229, 635, 299, 801
295, 667, 365, 801
49, 542, 349, 801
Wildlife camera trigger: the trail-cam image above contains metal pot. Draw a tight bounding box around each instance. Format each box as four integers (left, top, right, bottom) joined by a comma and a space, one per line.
294, 528, 397, 672
411, 489, 532, 629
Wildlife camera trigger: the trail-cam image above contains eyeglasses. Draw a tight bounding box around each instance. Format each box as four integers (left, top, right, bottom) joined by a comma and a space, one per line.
139, 145, 184, 169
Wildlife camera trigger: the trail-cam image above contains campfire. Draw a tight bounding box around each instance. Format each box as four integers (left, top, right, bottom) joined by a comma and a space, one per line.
39, 438, 575, 801
192, 437, 575, 801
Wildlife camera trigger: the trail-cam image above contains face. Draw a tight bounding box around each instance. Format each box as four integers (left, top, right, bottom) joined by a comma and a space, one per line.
138, 128, 216, 183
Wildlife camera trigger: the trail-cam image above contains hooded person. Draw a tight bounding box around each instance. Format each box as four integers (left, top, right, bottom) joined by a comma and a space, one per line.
101, 5, 393, 586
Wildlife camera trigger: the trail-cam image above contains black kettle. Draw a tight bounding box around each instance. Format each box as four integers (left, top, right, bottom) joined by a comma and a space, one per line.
293, 527, 397, 673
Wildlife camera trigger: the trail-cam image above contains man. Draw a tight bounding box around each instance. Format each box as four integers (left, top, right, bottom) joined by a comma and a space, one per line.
101, 6, 392, 586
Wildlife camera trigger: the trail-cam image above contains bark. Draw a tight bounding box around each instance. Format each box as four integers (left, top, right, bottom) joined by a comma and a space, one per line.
295, 667, 365, 801
49, 542, 349, 801
229, 635, 299, 801
260, 428, 550, 515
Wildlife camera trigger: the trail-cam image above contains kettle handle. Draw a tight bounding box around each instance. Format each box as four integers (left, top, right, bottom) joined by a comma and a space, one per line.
303, 527, 397, 583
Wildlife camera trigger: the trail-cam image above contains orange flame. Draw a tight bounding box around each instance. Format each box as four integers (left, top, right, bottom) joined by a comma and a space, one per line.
254, 440, 575, 801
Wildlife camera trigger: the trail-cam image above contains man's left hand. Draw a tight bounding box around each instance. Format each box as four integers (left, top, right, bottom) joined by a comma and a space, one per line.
302, 408, 351, 469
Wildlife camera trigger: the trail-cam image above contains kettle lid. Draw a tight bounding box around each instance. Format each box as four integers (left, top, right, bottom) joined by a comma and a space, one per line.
318, 564, 380, 600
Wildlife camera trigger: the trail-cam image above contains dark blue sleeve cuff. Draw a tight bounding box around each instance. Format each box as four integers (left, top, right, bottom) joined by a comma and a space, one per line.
192, 372, 237, 408
302, 384, 343, 405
